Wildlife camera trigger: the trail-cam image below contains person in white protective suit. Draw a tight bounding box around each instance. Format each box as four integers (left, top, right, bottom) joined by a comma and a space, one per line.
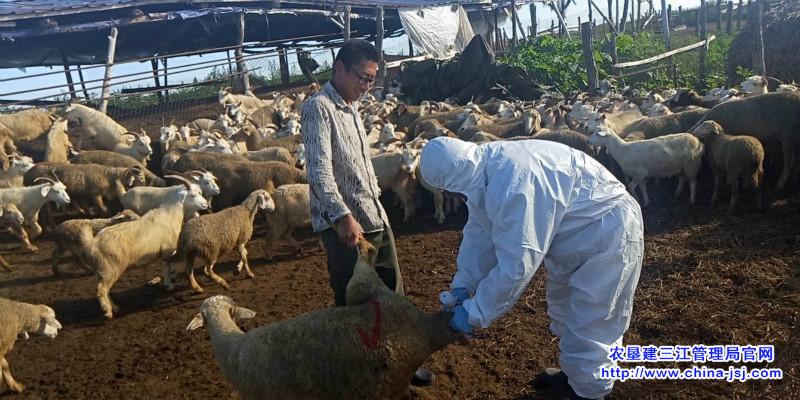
420, 137, 644, 400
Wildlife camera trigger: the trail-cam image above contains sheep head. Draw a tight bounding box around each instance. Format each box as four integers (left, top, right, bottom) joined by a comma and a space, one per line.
110, 209, 140, 223
33, 174, 70, 206
30, 305, 62, 339
691, 120, 724, 142
186, 295, 256, 331
355, 236, 378, 267
245, 189, 275, 212
165, 174, 209, 213
188, 169, 221, 197
124, 166, 146, 188
8, 153, 34, 173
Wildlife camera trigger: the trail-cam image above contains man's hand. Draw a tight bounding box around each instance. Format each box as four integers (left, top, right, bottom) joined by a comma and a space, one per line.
449, 305, 474, 335
335, 214, 362, 248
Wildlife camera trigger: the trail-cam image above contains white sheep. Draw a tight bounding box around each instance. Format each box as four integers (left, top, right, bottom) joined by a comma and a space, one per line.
113, 130, 153, 164
85, 175, 208, 319
0, 297, 62, 393
372, 148, 420, 222
262, 184, 311, 259
587, 126, 705, 207
186, 238, 460, 400
51, 210, 141, 276
0, 204, 26, 270
647, 103, 673, 117
121, 170, 219, 220
0, 177, 71, 240
0, 108, 55, 142
691, 121, 765, 211
62, 103, 129, 150
167, 189, 274, 293
0, 154, 34, 188
218, 88, 268, 114
43, 117, 74, 163
740, 75, 769, 96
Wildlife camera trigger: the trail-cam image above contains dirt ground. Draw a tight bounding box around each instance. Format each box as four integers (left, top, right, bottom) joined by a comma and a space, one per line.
1, 183, 798, 400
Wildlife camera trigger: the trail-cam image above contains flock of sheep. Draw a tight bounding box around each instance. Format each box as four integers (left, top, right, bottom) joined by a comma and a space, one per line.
1, 72, 799, 398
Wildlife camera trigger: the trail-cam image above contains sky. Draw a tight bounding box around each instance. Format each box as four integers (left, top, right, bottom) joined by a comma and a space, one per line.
0, 0, 704, 102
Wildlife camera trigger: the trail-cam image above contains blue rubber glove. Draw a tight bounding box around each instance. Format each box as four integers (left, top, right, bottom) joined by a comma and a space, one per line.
439, 287, 472, 310
449, 305, 474, 335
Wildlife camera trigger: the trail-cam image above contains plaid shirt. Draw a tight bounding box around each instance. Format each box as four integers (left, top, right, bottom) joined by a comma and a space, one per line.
301, 82, 388, 233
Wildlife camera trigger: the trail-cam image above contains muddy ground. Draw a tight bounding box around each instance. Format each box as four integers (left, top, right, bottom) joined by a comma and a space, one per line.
1, 184, 798, 400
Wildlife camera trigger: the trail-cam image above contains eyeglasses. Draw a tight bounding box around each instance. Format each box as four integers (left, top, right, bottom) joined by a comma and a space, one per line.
348, 67, 376, 86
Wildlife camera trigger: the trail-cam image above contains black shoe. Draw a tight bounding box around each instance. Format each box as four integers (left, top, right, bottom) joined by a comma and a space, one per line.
411, 367, 434, 387
532, 367, 568, 389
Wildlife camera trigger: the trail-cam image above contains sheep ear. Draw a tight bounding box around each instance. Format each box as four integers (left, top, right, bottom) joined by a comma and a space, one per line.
186, 313, 205, 331
40, 185, 51, 197
232, 307, 256, 323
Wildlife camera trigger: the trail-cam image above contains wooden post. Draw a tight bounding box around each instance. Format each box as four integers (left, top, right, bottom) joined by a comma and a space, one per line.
60, 52, 77, 100
608, 0, 614, 32
99, 26, 118, 114
616, 0, 620, 29
581, 22, 599, 90
661, 0, 677, 86
716, 0, 723, 31
511, 1, 518, 46
678, 6, 682, 26
551, 20, 555, 36
531, 4, 537, 38
620, 0, 629, 33
737, 0, 743, 29
636, 0, 641, 32
726, 1, 733, 33
698, 0, 708, 88
750, 0, 766, 75
376, 6, 386, 84
515, 4, 527, 41
494, 8, 500, 47
235, 12, 251, 94
278, 48, 290, 85
588, 0, 594, 24
343, 6, 351, 41
150, 58, 163, 103
76, 65, 90, 99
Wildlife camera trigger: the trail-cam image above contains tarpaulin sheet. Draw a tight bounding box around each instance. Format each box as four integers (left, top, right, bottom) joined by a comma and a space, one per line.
398, 4, 474, 59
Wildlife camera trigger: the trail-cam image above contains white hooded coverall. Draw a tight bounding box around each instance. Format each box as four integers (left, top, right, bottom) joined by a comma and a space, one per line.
420, 137, 644, 399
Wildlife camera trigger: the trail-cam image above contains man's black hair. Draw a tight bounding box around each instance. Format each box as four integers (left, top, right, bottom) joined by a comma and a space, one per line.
334, 39, 380, 69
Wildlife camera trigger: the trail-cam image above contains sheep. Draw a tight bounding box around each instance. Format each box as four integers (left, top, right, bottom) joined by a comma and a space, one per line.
776, 83, 799, 93
86, 174, 208, 319
185, 238, 460, 400
372, 148, 420, 222
587, 127, 705, 207
469, 131, 504, 144
122, 169, 218, 217
688, 91, 800, 191
458, 109, 541, 140
647, 103, 673, 117
0, 108, 55, 142
413, 118, 456, 139
166, 190, 274, 293
51, 210, 141, 276
218, 88, 269, 114
187, 118, 216, 132
405, 108, 471, 138
665, 89, 721, 110
43, 117, 74, 163
0, 176, 71, 240
71, 150, 165, 187
592, 108, 709, 140
507, 128, 594, 156
740, 75, 769, 96
0, 297, 62, 393
0, 154, 34, 189
113, 130, 153, 164
174, 154, 307, 210
0, 125, 17, 171
262, 184, 311, 259
243, 146, 295, 165
62, 103, 129, 149
0, 205, 26, 270
24, 163, 146, 216
691, 121, 765, 211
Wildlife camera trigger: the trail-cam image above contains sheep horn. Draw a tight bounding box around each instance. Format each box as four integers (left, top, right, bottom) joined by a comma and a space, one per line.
164, 174, 194, 189
33, 176, 57, 185
51, 170, 61, 182
122, 132, 138, 139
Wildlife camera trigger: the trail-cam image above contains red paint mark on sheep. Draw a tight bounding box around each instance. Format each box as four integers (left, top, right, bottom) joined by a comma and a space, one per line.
356, 299, 382, 351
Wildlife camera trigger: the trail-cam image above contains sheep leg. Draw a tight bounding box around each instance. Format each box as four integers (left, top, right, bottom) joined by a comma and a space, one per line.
674, 176, 685, 199
203, 258, 230, 290
432, 191, 445, 224
51, 244, 63, 276
626, 180, 641, 204
96, 269, 122, 319
283, 230, 302, 254
1, 357, 24, 393
689, 178, 697, 206
638, 179, 651, 207
728, 176, 740, 213
162, 263, 176, 291
0, 255, 11, 272
26, 221, 43, 242
94, 196, 109, 216
711, 174, 721, 205
236, 243, 255, 279
185, 253, 204, 294
9, 224, 36, 252
775, 142, 796, 191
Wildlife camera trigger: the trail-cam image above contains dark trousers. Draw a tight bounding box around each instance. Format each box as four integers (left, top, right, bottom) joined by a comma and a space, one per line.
320, 224, 405, 306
